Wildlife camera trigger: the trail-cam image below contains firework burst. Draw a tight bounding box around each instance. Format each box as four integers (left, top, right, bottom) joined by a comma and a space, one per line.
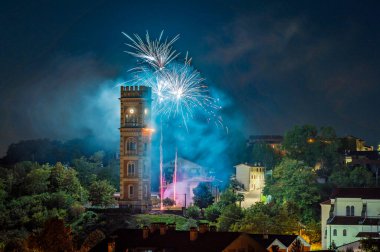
123, 31, 222, 128
122, 31, 180, 71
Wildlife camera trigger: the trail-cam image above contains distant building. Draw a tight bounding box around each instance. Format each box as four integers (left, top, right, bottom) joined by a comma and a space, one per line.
235, 163, 265, 192
320, 188, 380, 249
90, 223, 310, 252
341, 136, 374, 152
247, 135, 283, 150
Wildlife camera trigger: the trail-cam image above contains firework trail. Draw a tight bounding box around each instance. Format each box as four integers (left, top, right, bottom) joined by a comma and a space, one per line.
122, 31, 179, 71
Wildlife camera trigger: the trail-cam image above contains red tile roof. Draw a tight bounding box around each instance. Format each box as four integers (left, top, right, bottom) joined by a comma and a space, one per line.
356, 232, 380, 238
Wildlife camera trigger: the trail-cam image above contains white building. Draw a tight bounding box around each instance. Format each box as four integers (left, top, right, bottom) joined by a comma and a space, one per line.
321, 188, 380, 249
235, 163, 265, 192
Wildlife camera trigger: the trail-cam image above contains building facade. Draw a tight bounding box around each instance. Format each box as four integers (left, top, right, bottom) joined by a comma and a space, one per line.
119, 86, 153, 212
321, 188, 380, 249
235, 163, 265, 192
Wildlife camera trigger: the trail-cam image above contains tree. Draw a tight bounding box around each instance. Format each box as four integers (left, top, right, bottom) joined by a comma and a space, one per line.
218, 204, 243, 231
304, 220, 321, 245
330, 166, 374, 187
217, 188, 237, 209
49, 162, 87, 202
23, 166, 50, 195
264, 158, 320, 222
185, 205, 200, 219
283, 125, 340, 175
236, 202, 300, 235
88, 179, 116, 207
163, 197, 175, 207
204, 204, 221, 223
193, 182, 214, 209
250, 142, 281, 170
236, 193, 245, 208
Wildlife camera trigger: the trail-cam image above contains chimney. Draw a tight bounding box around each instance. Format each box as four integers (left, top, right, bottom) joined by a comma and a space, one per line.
209, 225, 217, 232
107, 240, 115, 252
189, 227, 198, 241
198, 223, 209, 234
150, 222, 160, 233
159, 223, 167, 235
142, 226, 149, 239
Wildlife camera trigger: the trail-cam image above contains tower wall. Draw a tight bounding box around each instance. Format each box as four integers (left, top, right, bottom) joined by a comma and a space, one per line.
119, 85, 152, 212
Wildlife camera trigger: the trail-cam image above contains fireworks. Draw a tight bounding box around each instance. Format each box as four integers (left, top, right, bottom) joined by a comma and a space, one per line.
122, 31, 179, 71
123, 31, 222, 128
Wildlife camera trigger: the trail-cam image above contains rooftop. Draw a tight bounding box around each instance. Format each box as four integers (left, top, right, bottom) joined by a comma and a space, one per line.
330, 188, 380, 199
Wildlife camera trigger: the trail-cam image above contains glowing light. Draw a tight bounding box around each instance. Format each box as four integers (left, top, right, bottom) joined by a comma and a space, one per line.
144, 108, 148, 115
129, 108, 134, 114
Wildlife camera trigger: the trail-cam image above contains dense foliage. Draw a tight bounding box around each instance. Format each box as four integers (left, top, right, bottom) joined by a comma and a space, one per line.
0, 158, 117, 249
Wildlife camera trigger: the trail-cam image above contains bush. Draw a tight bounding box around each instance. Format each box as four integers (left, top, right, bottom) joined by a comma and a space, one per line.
205, 204, 221, 223
163, 197, 175, 207
185, 206, 200, 219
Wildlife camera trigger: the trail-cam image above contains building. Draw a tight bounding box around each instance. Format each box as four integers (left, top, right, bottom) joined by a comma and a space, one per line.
341, 136, 374, 152
119, 86, 153, 212
235, 163, 265, 192
247, 135, 283, 149
320, 188, 380, 249
162, 157, 217, 207
90, 223, 310, 252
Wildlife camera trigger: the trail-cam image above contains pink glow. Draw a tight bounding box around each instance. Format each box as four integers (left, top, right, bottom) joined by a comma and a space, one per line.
173, 148, 177, 204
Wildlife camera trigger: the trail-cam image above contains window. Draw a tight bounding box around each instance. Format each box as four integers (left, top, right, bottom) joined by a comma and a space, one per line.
351, 206, 355, 216
333, 229, 337, 236
144, 184, 148, 198
343, 229, 347, 236
125, 108, 138, 127
129, 185, 134, 198
346, 206, 350, 216
127, 162, 135, 176
125, 137, 137, 154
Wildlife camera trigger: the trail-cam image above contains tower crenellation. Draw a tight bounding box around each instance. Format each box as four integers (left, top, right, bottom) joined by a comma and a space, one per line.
120, 85, 152, 99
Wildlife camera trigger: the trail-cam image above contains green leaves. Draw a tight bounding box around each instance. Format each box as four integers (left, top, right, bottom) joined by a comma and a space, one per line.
88, 179, 116, 207
265, 158, 320, 222
192, 182, 214, 209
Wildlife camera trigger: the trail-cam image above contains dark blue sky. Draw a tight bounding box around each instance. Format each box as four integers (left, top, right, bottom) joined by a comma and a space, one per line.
1, 0, 380, 155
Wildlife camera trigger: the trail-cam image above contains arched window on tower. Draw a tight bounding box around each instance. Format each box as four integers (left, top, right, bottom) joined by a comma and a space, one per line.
125, 137, 137, 155
351, 206, 355, 216
343, 229, 347, 236
346, 206, 350, 216
333, 229, 337, 236
127, 161, 135, 176
125, 107, 138, 127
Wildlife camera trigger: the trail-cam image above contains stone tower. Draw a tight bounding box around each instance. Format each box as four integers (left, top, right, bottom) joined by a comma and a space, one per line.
119, 86, 152, 212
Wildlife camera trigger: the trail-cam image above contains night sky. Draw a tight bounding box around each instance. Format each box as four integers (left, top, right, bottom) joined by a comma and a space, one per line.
1, 0, 380, 156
